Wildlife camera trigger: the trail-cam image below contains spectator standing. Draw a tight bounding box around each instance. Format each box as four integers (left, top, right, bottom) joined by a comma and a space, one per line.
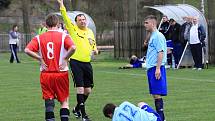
37, 21, 48, 35
179, 16, 192, 48
159, 15, 172, 68
9, 24, 20, 63
189, 16, 206, 70
25, 14, 76, 121
144, 15, 167, 121
169, 18, 182, 68
58, 22, 68, 34
159, 15, 170, 40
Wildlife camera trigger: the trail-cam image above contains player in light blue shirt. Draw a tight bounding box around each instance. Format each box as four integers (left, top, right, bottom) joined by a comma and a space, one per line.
103, 101, 161, 121
144, 15, 167, 121
146, 29, 167, 69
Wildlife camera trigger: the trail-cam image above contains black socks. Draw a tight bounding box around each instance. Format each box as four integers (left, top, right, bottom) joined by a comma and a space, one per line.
76, 94, 86, 117
60, 108, 70, 121
155, 98, 165, 121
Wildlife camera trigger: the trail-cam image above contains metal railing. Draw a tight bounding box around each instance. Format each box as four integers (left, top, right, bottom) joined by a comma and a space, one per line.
0, 34, 34, 52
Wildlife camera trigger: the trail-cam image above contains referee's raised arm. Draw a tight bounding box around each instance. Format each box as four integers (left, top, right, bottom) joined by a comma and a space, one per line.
57, 0, 76, 37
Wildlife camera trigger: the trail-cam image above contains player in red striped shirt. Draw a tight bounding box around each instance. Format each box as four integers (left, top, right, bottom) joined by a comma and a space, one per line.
25, 14, 76, 121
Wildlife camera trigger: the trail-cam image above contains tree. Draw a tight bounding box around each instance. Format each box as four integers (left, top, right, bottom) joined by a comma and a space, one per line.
70, 0, 78, 10
0, 0, 10, 9
21, 0, 30, 33
64, 0, 72, 11
207, 0, 215, 20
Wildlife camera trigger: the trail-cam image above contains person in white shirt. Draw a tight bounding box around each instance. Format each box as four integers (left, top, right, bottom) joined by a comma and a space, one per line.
189, 16, 206, 70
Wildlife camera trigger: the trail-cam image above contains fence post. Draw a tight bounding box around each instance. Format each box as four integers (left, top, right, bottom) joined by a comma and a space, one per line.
114, 21, 147, 59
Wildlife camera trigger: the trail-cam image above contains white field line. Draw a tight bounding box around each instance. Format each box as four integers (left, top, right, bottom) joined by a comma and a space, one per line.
0, 60, 38, 68
98, 70, 215, 83
2, 61, 215, 83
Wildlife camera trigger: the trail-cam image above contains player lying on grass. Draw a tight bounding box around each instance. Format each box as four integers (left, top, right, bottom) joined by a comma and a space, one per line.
119, 55, 145, 69
103, 101, 161, 121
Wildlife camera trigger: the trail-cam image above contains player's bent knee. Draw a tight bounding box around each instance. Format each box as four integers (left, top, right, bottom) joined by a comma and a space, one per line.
153, 94, 161, 99
45, 99, 55, 112
60, 97, 69, 109
84, 87, 92, 95
77, 87, 84, 94
138, 102, 147, 108
61, 102, 69, 109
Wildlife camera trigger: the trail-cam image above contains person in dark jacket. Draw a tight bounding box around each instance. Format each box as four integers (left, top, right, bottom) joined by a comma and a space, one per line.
159, 15, 173, 67
179, 16, 192, 48
169, 18, 182, 68
159, 15, 170, 40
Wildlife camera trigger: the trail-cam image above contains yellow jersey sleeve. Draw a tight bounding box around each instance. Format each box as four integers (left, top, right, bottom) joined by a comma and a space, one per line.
60, 6, 77, 40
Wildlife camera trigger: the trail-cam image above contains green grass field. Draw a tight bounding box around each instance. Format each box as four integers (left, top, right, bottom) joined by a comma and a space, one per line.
0, 52, 215, 121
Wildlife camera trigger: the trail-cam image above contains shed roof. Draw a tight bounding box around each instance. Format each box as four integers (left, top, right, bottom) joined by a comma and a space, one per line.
145, 4, 207, 27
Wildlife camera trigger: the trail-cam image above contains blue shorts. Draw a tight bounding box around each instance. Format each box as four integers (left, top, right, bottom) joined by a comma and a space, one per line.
147, 66, 167, 96
132, 62, 142, 68
166, 40, 173, 49
141, 104, 162, 121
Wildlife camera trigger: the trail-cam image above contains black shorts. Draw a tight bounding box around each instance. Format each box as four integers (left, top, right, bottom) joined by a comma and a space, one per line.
69, 59, 94, 88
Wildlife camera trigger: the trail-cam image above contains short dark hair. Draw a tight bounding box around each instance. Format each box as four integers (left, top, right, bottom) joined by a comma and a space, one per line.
144, 15, 157, 21
162, 15, 168, 18
169, 18, 175, 23
103, 103, 116, 118
45, 14, 59, 28
75, 14, 86, 22
12, 24, 18, 30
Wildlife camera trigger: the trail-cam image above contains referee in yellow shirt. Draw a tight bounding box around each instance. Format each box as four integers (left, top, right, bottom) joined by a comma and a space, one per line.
57, 0, 98, 121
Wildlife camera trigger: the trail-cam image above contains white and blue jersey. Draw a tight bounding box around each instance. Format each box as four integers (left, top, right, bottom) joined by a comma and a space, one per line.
146, 30, 167, 69
112, 101, 160, 121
